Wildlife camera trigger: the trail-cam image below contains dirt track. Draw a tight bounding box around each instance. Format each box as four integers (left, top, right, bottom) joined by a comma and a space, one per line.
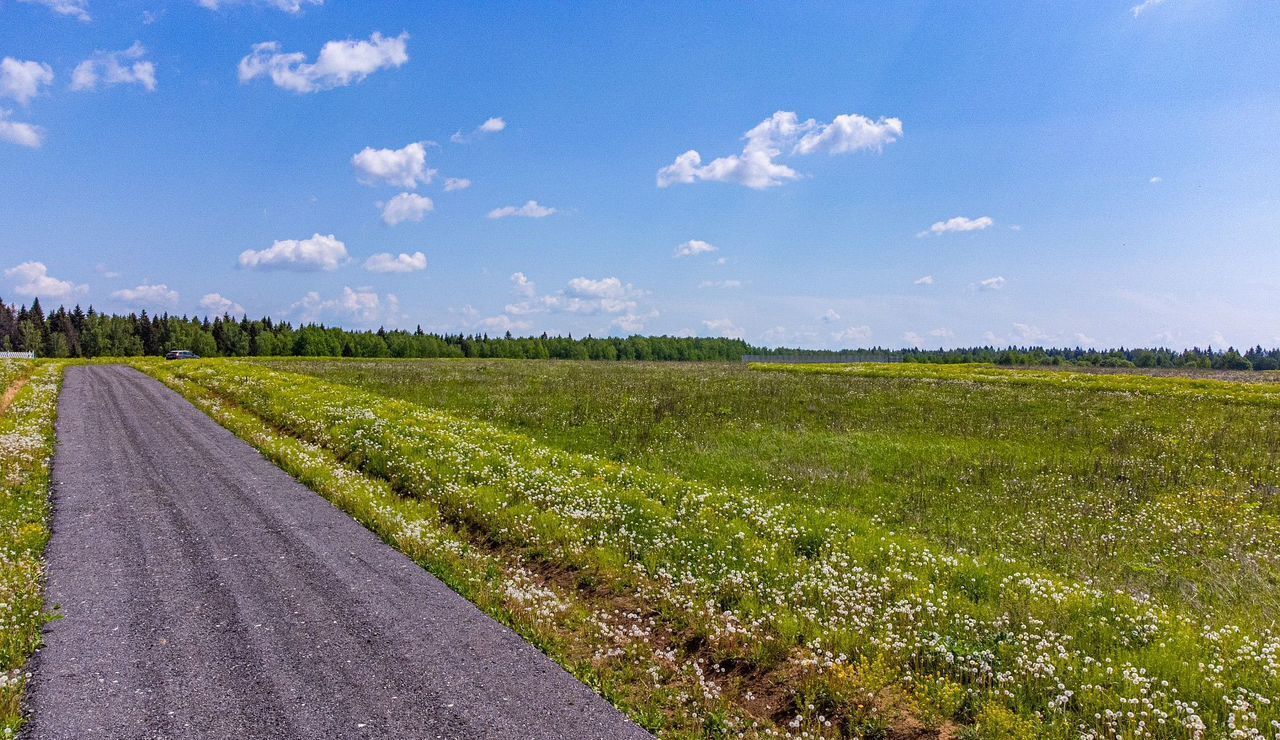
24, 365, 648, 739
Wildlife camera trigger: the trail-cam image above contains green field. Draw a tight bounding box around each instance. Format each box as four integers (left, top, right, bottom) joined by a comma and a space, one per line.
132, 357, 1280, 738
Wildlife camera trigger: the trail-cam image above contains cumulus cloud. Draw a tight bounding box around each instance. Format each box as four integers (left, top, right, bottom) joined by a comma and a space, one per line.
978, 276, 1006, 290
504, 275, 644, 317
112, 283, 178, 307
198, 0, 322, 13
487, 200, 557, 219
702, 318, 743, 338
239, 31, 409, 93
698, 279, 742, 289
17, 0, 90, 21
1131, 0, 1166, 17
1, 58, 54, 105
902, 331, 923, 347
70, 42, 156, 92
1012, 323, 1051, 343
1149, 176, 1163, 184
832, 325, 872, 343
476, 314, 532, 333
379, 192, 434, 224
443, 177, 471, 191
290, 286, 404, 327
4, 261, 87, 299
657, 110, 902, 189
352, 142, 432, 188
0, 110, 43, 148
612, 310, 659, 334
819, 309, 841, 323
239, 233, 349, 271
363, 251, 426, 273
918, 215, 994, 237
674, 239, 717, 258
914, 275, 935, 285
450, 116, 506, 144
200, 292, 245, 315
510, 271, 536, 297
929, 327, 954, 340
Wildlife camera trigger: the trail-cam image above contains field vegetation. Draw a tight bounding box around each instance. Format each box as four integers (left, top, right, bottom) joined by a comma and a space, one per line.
0, 360, 60, 734
141, 357, 1280, 738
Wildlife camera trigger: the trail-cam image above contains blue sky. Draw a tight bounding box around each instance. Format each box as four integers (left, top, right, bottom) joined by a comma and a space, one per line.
1, 0, 1277, 349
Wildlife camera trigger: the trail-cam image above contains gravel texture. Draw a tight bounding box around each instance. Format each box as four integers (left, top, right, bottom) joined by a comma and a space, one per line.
24, 365, 649, 739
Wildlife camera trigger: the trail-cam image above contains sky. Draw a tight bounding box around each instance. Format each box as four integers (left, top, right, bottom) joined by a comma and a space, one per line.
1, 0, 1277, 350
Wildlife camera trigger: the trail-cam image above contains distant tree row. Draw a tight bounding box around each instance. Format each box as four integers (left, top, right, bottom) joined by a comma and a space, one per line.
0, 298, 753, 361
757, 345, 1280, 371
2, 297, 1277, 369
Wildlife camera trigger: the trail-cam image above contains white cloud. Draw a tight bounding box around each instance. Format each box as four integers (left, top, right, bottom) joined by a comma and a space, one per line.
112, 283, 178, 307
450, 116, 506, 144
832, 325, 872, 343
698, 279, 742, 289
978, 276, 1007, 290
290, 287, 404, 327
379, 192, 434, 224
674, 239, 717, 257
487, 200, 557, 219
4, 261, 87, 299
929, 327, 954, 339
1, 58, 54, 105
1073, 332, 1096, 346
352, 142, 431, 188
702, 318, 743, 338
914, 275, 934, 285
510, 271, 535, 297
443, 177, 471, 191
239, 31, 409, 93
200, 292, 245, 315
70, 42, 156, 92
902, 331, 923, 347
1131, 0, 1166, 17
793, 113, 905, 155
363, 251, 426, 273
1149, 176, 1163, 184
94, 263, 120, 279
0, 110, 43, 148
918, 215, 994, 237
239, 233, 349, 271
819, 308, 840, 323
17, 0, 90, 21
1012, 322, 1050, 343
198, 0, 322, 13
476, 314, 531, 333
503, 275, 644, 318
612, 310, 658, 333
657, 110, 902, 189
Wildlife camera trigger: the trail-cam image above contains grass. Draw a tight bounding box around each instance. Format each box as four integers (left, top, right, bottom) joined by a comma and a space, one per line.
0, 361, 60, 735
141, 357, 1280, 738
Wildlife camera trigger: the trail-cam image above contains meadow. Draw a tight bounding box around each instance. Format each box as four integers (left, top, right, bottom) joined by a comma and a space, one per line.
0, 360, 59, 734
135, 357, 1280, 738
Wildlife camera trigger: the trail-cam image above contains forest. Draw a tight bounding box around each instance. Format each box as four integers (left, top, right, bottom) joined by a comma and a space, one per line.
3, 296, 1278, 369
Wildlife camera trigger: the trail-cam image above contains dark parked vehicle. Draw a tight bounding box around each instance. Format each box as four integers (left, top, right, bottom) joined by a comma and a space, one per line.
164, 350, 201, 360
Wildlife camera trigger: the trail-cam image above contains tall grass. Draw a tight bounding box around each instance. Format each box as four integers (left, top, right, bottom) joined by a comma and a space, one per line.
0, 363, 60, 734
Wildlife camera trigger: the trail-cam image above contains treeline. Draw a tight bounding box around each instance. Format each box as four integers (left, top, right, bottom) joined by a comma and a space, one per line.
0, 298, 753, 361
3, 297, 1277, 369
759, 345, 1280, 371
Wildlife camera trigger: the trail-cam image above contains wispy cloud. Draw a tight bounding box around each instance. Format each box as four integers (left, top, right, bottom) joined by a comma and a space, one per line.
487, 200, 557, 219
70, 42, 157, 92
450, 116, 505, 144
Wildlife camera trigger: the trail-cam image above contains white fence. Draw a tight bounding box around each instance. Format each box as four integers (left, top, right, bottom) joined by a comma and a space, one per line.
0, 352, 35, 359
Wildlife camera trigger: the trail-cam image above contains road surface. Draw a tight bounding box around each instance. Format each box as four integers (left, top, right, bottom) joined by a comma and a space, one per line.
25, 365, 649, 739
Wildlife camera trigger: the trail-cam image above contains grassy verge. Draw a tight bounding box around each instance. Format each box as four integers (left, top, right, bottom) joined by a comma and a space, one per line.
141, 359, 1279, 738
0, 363, 61, 735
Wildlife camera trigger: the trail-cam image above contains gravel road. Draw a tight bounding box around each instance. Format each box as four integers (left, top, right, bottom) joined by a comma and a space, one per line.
24, 365, 650, 739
